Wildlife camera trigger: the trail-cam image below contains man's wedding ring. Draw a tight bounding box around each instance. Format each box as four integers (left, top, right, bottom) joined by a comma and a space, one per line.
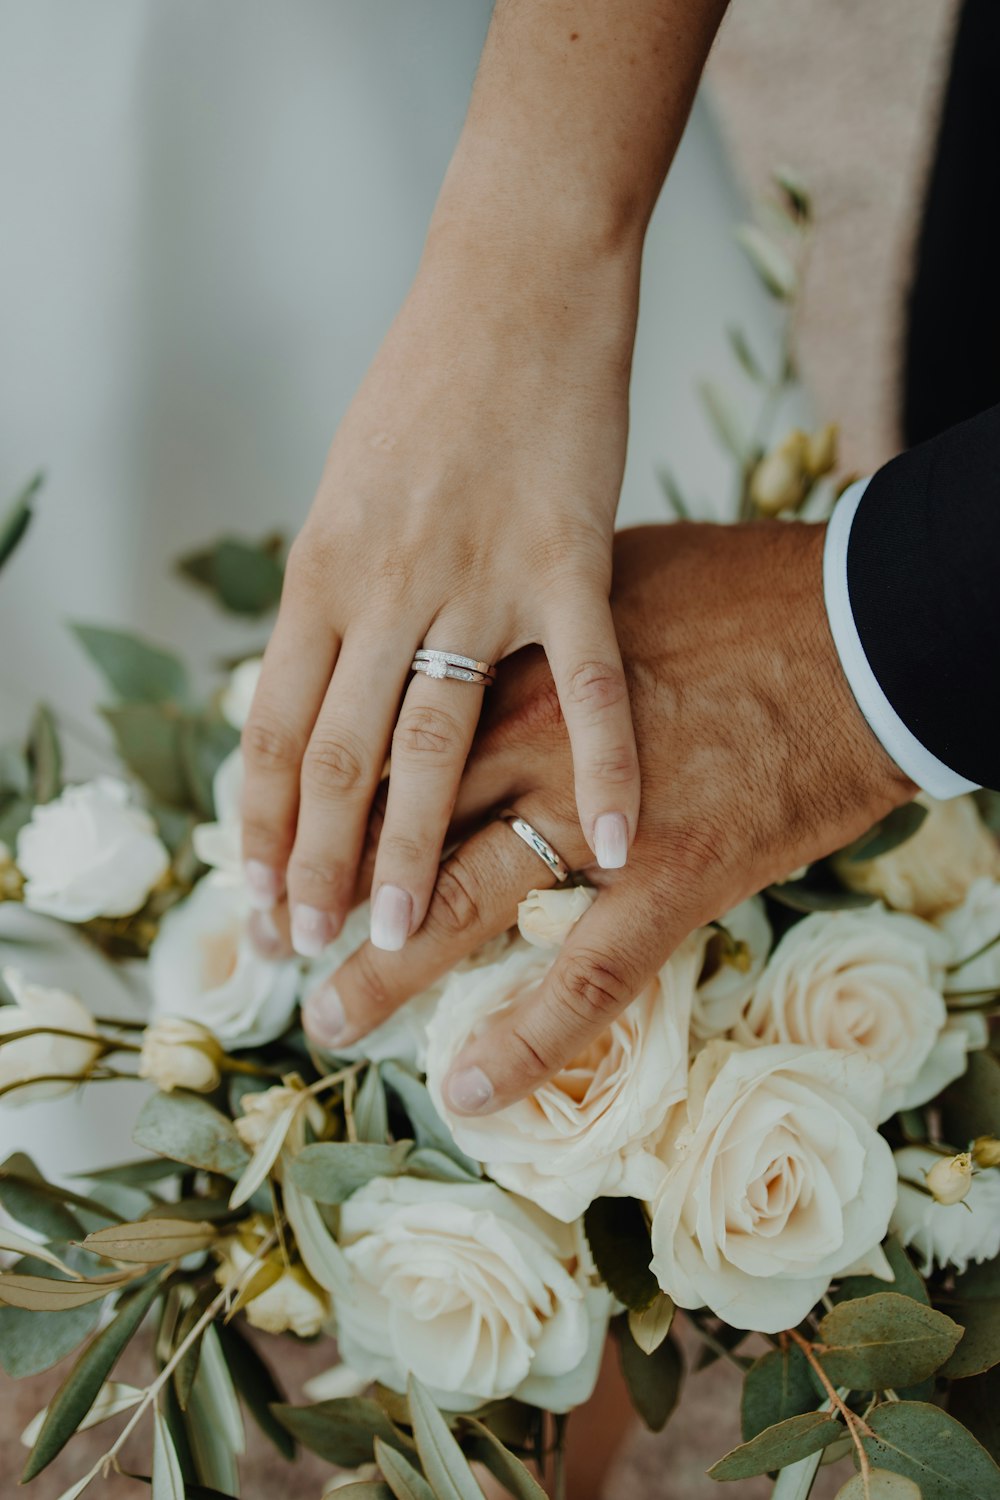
500, 811, 570, 884
412, 649, 496, 686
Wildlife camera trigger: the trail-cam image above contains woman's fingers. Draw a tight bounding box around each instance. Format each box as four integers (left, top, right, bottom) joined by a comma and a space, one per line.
284, 629, 413, 957
302, 799, 589, 1051
368, 664, 485, 951
240, 600, 339, 910
545, 592, 640, 869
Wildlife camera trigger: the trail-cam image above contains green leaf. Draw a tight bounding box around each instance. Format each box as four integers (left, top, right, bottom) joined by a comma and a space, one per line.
655, 466, 692, 520
102, 703, 189, 806
459, 1418, 548, 1500
83, 1218, 217, 1265
817, 1293, 962, 1389
289, 1141, 411, 1204
217, 1318, 296, 1460
270, 1396, 411, 1468
153, 1403, 186, 1500
699, 380, 749, 461
773, 166, 812, 223
709, 1411, 844, 1481
941, 1264, 1000, 1379
183, 1323, 244, 1495
83, 1157, 185, 1189
841, 804, 929, 863
381, 1062, 480, 1173
941, 1048, 1000, 1143
741, 1343, 818, 1442
133, 1091, 251, 1179
735, 223, 797, 299
627, 1291, 675, 1356
28, 704, 62, 803
404, 1147, 482, 1185
408, 1376, 484, 1500
835, 1472, 921, 1500
583, 1197, 658, 1311
22, 1274, 162, 1480
0, 1152, 86, 1239
0, 1252, 103, 1377
176, 534, 286, 617
0, 471, 42, 572
616, 1319, 683, 1432
767, 879, 876, 913
355, 1064, 389, 1145
836, 1236, 930, 1306
179, 716, 239, 820
73, 624, 191, 706
329, 1486, 393, 1500
375, 1438, 437, 1500
859, 1399, 1000, 1499
727, 325, 766, 383
171, 1286, 217, 1412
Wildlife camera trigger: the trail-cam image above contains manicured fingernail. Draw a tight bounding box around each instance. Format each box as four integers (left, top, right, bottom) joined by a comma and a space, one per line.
291, 905, 335, 958
594, 812, 629, 870
304, 987, 349, 1049
370, 885, 412, 952
245, 860, 282, 910
446, 1066, 494, 1115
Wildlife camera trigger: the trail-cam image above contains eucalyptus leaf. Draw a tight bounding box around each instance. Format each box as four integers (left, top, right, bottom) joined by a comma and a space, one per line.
699, 380, 749, 461
22, 1273, 162, 1480
940, 1291, 1000, 1379
0, 1152, 88, 1238
860, 1399, 1000, 1499
708, 1411, 844, 1481
102, 703, 189, 807
153, 1403, 186, 1500
459, 1417, 548, 1500
835, 1471, 921, 1500
616, 1320, 683, 1433
741, 1342, 817, 1442
767, 880, 875, 914
73, 623, 191, 706
217, 1318, 296, 1460
0, 471, 42, 572
28, 703, 62, 803
354, 1064, 389, 1144
735, 223, 797, 299
583, 1197, 658, 1311
840, 803, 929, 864
381, 1062, 479, 1173
816, 1293, 962, 1389
270, 1396, 412, 1468
0, 1269, 136, 1311
184, 1323, 244, 1495
289, 1141, 412, 1204
404, 1147, 482, 1185
229, 1102, 299, 1209
375, 1437, 437, 1500
84, 1218, 217, 1265
133, 1091, 251, 1179
179, 716, 240, 819
408, 1376, 484, 1500
727, 324, 766, 383
0, 1252, 103, 1377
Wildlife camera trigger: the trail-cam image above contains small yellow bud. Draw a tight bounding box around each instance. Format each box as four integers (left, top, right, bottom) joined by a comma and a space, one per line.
749, 430, 810, 516
925, 1152, 974, 1205
804, 422, 838, 478
972, 1135, 1000, 1169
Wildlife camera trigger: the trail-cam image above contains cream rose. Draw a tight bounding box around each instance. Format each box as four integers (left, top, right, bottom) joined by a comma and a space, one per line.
16, 776, 169, 922
690, 898, 771, 1044
733, 908, 955, 1120
149, 877, 299, 1048
517, 886, 597, 949
0, 968, 102, 1105
192, 748, 243, 883
649, 1042, 896, 1332
234, 1082, 324, 1152
215, 1225, 329, 1337
425, 935, 702, 1222
333, 1176, 611, 1412
890, 1145, 1000, 1274
220, 657, 262, 730
835, 795, 1000, 918
935, 877, 1000, 1001
138, 1017, 222, 1093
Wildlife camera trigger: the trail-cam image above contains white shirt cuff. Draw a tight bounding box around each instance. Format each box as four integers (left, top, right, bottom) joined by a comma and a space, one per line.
823, 477, 979, 799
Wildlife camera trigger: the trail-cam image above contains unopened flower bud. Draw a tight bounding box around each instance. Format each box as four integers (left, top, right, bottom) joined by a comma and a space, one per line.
926, 1151, 974, 1205
139, 1017, 222, 1093
804, 422, 838, 478
749, 430, 810, 516
972, 1135, 1000, 1169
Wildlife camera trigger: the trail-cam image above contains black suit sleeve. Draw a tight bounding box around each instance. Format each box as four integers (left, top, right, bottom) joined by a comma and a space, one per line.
846, 401, 1000, 790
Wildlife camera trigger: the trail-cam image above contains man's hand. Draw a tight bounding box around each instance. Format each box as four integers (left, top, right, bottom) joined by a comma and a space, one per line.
301, 521, 916, 1113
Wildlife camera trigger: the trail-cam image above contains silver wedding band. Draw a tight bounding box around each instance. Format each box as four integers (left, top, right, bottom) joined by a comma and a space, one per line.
411, 648, 496, 687
500, 810, 570, 884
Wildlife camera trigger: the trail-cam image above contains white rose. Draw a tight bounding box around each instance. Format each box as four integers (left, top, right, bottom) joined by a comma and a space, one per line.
424, 935, 702, 1222
16, 776, 170, 922
517, 886, 596, 949
935, 877, 1000, 1001
138, 1017, 222, 1093
690, 898, 771, 1044
0, 968, 102, 1105
836, 795, 1000, 918
649, 1042, 896, 1332
215, 1229, 329, 1337
891, 1146, 1000, 1274
334, 1176, 611, 1412
149, 877, 299, 1049
220, 657, 262, 730
733, 908, 954, 1120
192, 748, 243, 883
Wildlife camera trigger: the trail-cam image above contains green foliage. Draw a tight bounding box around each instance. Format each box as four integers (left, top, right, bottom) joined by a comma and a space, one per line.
27, 703, 62, 803
375, 1437, 438, 1500
947, 1361, 1000, 1459
709, 1410, 843, 1480
176, 534, 285, 616
840, 803, 929, 863
941, 1048, 1000, 1143
0, 1253, 103, 1377
132, 1091, 251, 1179
859, 1400, 1000, 1499
380, 1062, 480, 1174
217, 1318, 296, 1460
583, 1197, 658, 1312
407, 1376, 484, 1500
740, 1342, 817, 1442
270, 1396, 412, 1468
353, 1065, 390, 1144
615, 1317, 683, 1432
699, 380, 749, 462
0, 471, 42, 572
72, 623, 192, 706
836, 1237, 929, 1306
941, 1256, 1000, 1380
736, 223, 797, 299
289, 1141, 412, 1204
458, 1417, 547, 1500
816, 1293, 962, 1390
767, 877, 875, 914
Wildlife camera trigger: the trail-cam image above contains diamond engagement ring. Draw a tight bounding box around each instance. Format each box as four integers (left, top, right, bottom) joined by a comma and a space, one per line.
411, 649, 496, 686
499, 811, 570, 884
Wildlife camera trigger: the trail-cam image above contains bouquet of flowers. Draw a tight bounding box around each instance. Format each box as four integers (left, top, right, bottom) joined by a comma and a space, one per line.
1, 177, 999, 1500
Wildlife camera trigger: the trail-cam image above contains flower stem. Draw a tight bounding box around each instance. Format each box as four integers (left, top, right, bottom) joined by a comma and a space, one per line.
786, 1328, 873, 1486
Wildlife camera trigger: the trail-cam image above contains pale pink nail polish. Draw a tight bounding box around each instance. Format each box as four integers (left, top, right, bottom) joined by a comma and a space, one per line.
370, 885, 412, 952
446, 1066, 494, 1115
291, 905, 335, 958
304, 987, 349, 1049
245, 860, 283, 910
594, 812, 629, 870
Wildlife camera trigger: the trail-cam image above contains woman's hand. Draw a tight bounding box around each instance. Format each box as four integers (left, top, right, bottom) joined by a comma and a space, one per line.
240, 221, 642, 959
301, 521, 917, 1111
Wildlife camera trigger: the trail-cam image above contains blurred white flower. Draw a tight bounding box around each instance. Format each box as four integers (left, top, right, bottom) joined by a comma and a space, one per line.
220, 657, 262, 731
425, 934, 702, 1221
234, 1082, 323, 1152
17, 777, 169, 922
836, 795, 1000, 918
214, 1227, 328, 1337
972, 1136, 1000, 1169
935, 877, 1000, 1000
891, 1145, 1000, 1273
649, 1042, 896, 1332
733, 907, 954, 1120
149, 878, 299, 1049
138, 1016, 222, 1093
192, 748, 244, 883
334, 1176, 611, 1412
517, 886, 596, 949
690, 897, 771, 1044
0, 968, 102, 1105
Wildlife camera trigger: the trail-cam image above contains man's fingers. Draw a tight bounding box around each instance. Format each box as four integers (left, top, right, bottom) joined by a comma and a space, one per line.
442, 878, 682, 1114
302, 800, 587, 1052
546, 595, 639, 870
